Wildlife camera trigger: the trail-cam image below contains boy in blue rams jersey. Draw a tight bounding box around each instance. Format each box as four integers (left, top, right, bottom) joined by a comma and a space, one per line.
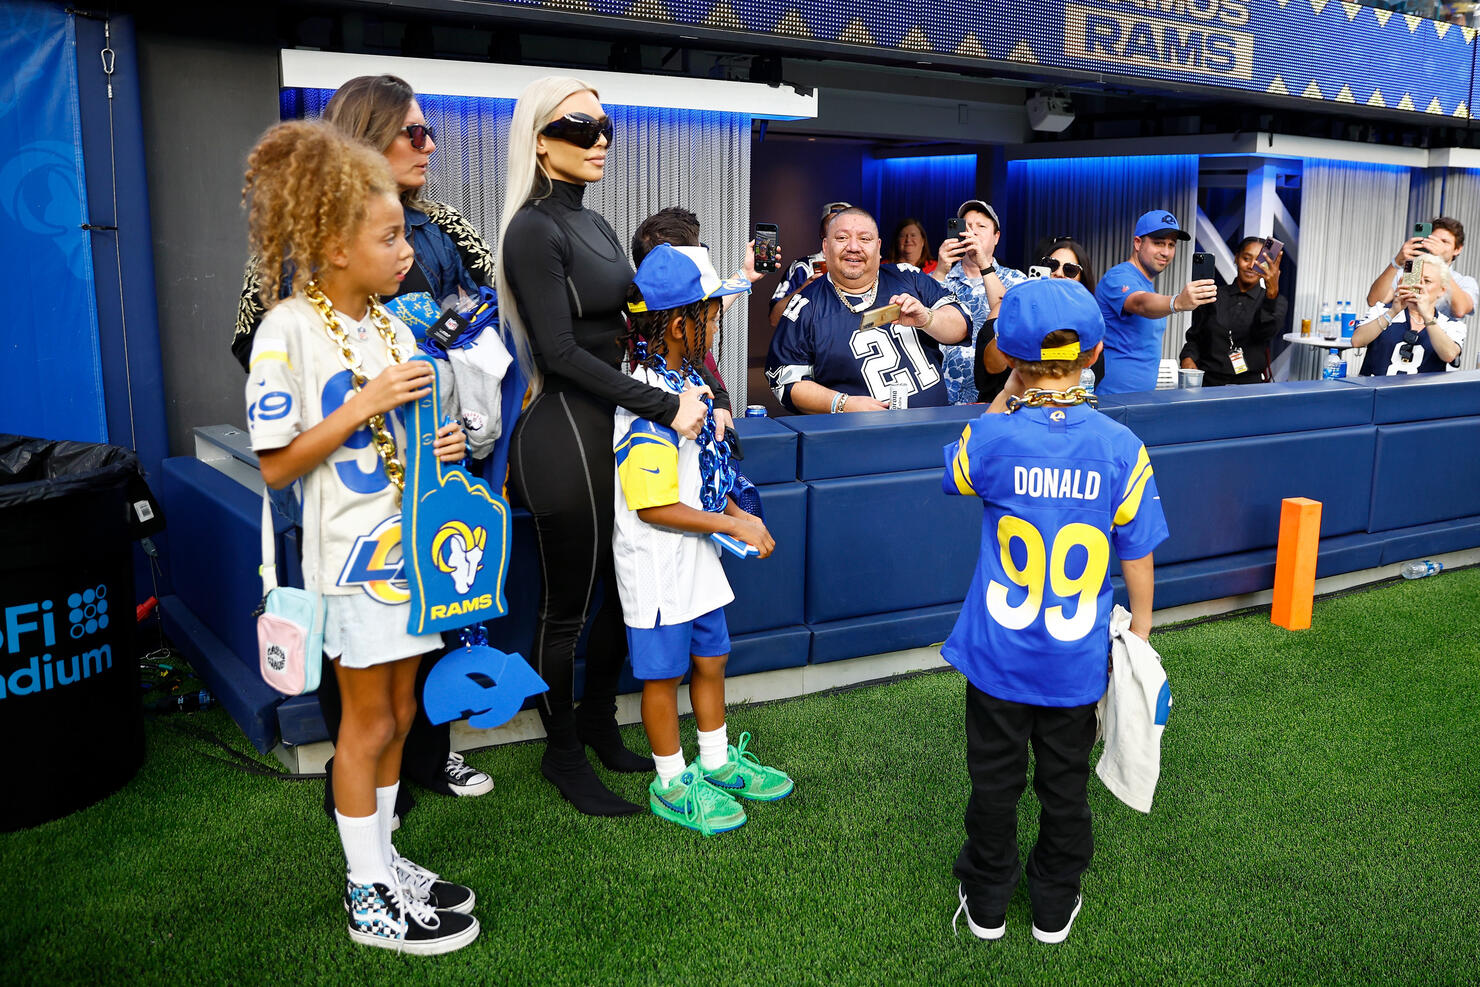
941, 278, 1168, 944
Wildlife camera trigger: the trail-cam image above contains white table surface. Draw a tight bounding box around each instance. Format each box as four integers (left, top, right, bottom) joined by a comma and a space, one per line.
1283, 332, 1354, 350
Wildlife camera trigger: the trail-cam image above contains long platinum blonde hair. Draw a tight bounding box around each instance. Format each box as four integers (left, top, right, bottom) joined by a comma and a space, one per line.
496, 75, 600, 397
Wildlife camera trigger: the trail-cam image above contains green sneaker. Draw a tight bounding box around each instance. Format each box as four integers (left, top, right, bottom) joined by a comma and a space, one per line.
649, 765, 747, 836
703, 732, 794, 801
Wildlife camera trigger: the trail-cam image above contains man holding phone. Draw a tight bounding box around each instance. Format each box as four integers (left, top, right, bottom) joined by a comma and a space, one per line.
938, 199, 1019, 402
1364, 217, 1477, 318
1094, 210, 1217, 394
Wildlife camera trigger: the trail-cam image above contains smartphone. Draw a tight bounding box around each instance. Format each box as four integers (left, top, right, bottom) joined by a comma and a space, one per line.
945, 217, 964, 243
1027, 265, 1051, 279
1255, 236, 1284, 270
1400, 256, 1425, 288
754, 223, 780, 274
1191, 251, 1216, 283
1414, 222, 1433, 239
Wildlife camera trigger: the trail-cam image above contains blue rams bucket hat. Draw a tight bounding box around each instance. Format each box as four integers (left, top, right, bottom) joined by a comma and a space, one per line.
628, 244, 751, 314
996, 278, 1105, 362
1133, 209, 1191, 241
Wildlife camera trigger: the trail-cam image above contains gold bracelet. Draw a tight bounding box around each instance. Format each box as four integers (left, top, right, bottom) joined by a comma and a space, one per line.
920, 307, 935, 331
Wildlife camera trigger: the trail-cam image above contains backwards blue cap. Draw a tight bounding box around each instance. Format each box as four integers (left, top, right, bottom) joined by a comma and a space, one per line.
629, 244, 750, 314
996, 278, 1105, 362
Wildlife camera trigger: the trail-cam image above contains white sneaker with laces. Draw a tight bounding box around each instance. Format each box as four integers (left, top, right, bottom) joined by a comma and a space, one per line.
393, 854, 476, 914
344, 878, 479, 955
443, 752, 494, 797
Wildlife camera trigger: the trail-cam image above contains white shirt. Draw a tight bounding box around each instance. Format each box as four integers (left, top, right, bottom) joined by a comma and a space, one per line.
611, 365, 734, 628
247, 294, 452, 602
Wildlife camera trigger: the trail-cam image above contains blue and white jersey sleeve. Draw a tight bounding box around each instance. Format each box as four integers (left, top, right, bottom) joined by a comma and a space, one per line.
764, 290, 819, 411
245, 304, 305, 452
770, 256, 817, 303
1109, 442, 1169, 562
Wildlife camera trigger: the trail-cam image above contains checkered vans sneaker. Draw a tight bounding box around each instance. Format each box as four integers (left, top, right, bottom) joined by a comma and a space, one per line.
443, 753, 494, 797
393, 854, 475, 914
344, 878, 479, 955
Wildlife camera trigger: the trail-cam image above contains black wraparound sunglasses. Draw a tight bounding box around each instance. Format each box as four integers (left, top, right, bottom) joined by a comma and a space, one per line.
403, 124, 436, 150
540, 112, 614, 149
1037, 256, 1083, 279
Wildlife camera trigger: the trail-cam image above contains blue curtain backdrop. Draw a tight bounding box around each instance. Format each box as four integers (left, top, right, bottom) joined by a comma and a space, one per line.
862, 153, 977, 262
0, 2, 106, 442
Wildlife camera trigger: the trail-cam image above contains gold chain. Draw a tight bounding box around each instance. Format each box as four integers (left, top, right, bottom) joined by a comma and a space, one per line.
828, 275, 879, 313
1004, 386, 1098, 413
304, 280, 410, 504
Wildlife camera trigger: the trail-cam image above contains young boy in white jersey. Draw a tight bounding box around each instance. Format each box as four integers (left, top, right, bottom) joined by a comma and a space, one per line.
941, 278, 1169, 943
614, 244, 794, 835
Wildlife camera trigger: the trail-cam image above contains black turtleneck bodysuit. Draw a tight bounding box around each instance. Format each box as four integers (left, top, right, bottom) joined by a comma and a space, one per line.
504, 181, 725, 807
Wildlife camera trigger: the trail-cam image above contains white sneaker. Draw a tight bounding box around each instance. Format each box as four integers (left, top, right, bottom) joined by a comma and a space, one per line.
952, 883, 1005, 941
442, 753, 494, 797
1032, 894, 1082, 944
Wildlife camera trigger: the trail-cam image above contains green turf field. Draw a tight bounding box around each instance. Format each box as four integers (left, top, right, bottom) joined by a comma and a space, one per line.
4, 568, 1478, 985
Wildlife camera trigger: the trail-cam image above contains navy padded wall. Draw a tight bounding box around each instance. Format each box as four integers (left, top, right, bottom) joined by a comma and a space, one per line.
1369, 417, 1480, 531
1146, 427, 1376, 565
810, 603, 961, 664
721, 482, 806, 635
805, 469, 979, 623
781, 405, 981, 480
1345, 370, 1480, 424
731, 417, 798, 485
1098, 381, 1374, 447
1374, 515, 1480, 563
158, 458, 263, 670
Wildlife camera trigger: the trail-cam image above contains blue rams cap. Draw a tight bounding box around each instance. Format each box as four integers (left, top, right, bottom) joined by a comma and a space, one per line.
1133, 209, 1191, 241
629, 243, 751, 314
996, 278, 1105, 362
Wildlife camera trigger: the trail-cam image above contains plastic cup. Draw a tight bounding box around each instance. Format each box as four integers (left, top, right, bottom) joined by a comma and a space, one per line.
1178, 368, 1205, 389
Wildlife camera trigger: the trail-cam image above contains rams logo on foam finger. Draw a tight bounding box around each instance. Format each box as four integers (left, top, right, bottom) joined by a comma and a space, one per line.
432, 520, 487, 595
338, 515, 409, 604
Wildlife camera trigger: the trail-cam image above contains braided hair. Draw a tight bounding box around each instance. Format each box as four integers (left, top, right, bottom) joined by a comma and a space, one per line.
624, 290, 720, 373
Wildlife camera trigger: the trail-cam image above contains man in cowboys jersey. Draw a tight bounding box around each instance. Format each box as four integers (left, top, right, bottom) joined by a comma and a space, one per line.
765, 207, 971, 413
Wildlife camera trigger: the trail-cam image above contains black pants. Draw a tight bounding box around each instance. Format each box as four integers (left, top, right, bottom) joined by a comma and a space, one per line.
318, 652, 449, 801
507, 386, 627, 737
955, 683, 1097, 925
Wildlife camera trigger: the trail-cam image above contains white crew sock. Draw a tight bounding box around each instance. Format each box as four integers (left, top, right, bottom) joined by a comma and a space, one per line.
653, 750, 687, 787
697, 724, 730, 772
375, 784, 399, 865
337, 810, 394, 887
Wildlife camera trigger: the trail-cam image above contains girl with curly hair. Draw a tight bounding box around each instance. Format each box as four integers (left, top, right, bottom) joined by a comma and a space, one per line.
241, 119, 477, 954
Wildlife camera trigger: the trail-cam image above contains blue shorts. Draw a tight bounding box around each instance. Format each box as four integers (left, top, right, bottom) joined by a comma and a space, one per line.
626, 608, 730, 681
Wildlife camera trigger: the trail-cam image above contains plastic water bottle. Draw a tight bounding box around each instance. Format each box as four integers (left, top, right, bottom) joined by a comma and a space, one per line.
1401, 560, 1444, 580
1078, 368, 1096, 393
1321, 348, 1346, 379
1320, 301, 1334, 340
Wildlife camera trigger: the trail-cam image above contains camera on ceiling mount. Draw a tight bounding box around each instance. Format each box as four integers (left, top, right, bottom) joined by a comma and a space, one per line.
1027, 89, 1075, 133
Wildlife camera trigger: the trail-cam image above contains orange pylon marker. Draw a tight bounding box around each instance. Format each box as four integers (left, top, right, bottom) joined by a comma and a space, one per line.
1271, 497, 1322, 630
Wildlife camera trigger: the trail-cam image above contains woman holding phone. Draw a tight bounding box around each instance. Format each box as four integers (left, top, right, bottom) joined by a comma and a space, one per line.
1178, 236, 1286, 386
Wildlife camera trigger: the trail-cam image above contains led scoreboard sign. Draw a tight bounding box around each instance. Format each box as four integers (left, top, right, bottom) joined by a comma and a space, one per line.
492, 0, 1477, 120
1066, 0, 1255, 82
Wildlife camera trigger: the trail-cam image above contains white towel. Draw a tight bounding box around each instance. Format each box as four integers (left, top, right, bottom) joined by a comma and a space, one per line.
1095, 605, 1172, 813
446, 329, 514, 459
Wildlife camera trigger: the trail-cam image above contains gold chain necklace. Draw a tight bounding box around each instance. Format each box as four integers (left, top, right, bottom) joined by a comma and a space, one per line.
829, 275, 878, 313
1005, 387, 1098, 413
304, 280, 410, 504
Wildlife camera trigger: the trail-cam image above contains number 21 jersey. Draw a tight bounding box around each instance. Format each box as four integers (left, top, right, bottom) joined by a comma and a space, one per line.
940, 403, 1169, 706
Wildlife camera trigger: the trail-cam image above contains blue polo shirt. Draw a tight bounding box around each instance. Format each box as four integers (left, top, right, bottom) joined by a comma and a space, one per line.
1095, 261, 1163, 394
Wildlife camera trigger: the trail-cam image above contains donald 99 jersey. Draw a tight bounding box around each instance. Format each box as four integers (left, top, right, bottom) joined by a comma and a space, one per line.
939, 403, 1169, 707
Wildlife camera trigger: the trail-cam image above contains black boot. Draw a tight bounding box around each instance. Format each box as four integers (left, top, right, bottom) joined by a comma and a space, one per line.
576, 703, 652, 773
540, 738, 641, 817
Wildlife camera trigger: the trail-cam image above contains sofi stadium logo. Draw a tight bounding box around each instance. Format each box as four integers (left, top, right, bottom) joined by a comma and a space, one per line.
0, 584, 114, 702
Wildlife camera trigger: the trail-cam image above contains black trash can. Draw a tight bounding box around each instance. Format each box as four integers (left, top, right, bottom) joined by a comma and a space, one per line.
0, 435, 163, 831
